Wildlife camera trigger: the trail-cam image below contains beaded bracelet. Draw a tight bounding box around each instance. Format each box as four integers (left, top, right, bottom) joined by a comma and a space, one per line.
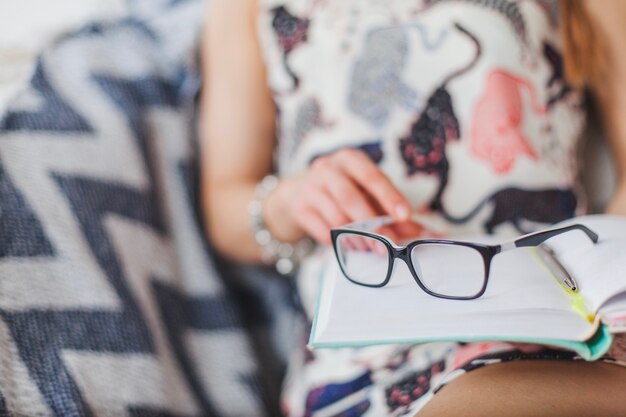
248, 175, 313, 274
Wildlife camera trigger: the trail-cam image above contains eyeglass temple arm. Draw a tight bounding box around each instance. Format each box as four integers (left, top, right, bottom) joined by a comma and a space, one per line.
500, 224, 598, 252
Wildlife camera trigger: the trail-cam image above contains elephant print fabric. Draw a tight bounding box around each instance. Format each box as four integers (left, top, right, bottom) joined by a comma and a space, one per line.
258, 0, 586, 237
399, 23, 479, 211
348, 26, 419, 128
470, 69, 544, 174
270, 5, 310, 89
257, 2, 590, 413
438, 187, 578, 234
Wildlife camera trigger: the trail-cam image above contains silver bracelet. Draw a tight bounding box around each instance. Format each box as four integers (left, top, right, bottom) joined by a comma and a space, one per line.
248, 174, 313, 274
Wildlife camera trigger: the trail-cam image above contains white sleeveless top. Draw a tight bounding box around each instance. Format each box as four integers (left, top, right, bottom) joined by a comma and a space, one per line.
255, 7, 626, 417
257, 0, 587, 240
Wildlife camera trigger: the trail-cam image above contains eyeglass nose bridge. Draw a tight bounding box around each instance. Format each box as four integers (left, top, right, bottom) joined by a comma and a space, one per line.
388, 245, 425, 285
391, 245, 409, 260
389, 245, 417, 272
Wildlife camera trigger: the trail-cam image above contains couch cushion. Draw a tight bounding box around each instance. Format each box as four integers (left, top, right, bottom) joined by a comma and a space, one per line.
0, 1, 275, 415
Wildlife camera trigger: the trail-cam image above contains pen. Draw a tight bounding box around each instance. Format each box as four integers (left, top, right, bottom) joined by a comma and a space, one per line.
537, 244, 578, 292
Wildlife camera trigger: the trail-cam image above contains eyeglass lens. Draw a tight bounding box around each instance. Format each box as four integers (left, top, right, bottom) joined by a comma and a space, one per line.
410, 243, 486, 298
336, 233, 390, 286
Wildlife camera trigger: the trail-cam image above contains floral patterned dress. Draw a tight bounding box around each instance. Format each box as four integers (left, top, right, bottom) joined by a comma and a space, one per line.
256, 1, 624, 415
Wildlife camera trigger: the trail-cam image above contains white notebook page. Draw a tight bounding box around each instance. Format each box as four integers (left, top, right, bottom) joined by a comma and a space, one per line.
313, 247, 595, 346
544, 215, 626, 312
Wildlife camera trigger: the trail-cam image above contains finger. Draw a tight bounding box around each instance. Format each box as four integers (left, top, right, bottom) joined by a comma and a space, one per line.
376, 225, 402, 245
339, 235, 357, 251
339, 234, 387, 256
352, 235, 370, 252
367, 236, 389, 256
335, 149, 410, 220
362, 194, 404, 244
306, 186, 351, 228
391, 220, 425, 241
293, 206, 332, 245
316, 165, 379, 221
342, 234, 374, 253
364, 190, 387, 216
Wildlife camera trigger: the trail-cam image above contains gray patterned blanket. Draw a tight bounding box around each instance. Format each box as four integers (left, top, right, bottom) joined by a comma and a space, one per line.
0, 1, 299, 415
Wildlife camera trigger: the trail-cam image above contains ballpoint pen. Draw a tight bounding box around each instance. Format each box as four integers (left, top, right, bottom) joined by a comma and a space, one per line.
537, 244, 578, 292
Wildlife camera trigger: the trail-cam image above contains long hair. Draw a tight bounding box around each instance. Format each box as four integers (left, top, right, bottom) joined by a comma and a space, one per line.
560, 0, 606, 90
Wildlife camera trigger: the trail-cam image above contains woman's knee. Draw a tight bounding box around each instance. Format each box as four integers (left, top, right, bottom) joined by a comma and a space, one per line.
416, 360, 626, 417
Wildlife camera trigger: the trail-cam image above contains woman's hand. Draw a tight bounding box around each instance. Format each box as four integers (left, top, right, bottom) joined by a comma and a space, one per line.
265, 148, 411, 245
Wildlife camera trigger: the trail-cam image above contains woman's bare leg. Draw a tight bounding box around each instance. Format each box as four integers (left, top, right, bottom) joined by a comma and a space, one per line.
417, 360, 626, 417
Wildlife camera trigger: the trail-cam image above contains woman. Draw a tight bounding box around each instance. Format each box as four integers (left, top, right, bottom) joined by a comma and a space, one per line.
201, 0, 626, 415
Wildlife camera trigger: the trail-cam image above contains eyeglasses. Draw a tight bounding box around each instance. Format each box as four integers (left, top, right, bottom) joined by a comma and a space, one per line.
330, 217, 599, 300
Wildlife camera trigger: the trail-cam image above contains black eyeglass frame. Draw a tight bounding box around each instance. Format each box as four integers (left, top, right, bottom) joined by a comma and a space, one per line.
330, 220, 598, 300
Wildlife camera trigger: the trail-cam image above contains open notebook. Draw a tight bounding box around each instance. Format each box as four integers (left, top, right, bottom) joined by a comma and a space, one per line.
310, 215, 626, 360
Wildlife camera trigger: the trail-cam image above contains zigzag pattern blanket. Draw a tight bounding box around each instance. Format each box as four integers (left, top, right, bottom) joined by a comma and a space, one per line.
0, 1, 296, 415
